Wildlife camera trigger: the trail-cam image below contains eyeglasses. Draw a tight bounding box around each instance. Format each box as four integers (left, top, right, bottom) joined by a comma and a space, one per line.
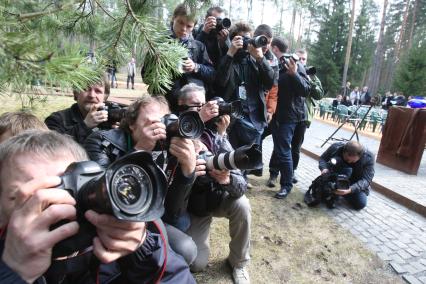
178, 104, 204, 111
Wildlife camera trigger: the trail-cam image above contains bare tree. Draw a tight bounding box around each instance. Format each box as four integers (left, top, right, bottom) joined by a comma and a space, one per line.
342, 0, 356, 90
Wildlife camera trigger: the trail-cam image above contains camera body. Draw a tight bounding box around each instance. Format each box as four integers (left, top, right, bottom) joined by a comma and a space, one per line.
198, 144, 262, 171
98, 102, 127, 129
306, 66, 317, 76
52, 151, 167, 258
242, 35, 268, 50
215, 17, 231, 32
212, 97, 243, 119
320, 156, 352, 207
279, 53, 300, 71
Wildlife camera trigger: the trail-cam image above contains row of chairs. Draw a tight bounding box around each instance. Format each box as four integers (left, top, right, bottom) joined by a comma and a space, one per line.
317, 102, 388, 133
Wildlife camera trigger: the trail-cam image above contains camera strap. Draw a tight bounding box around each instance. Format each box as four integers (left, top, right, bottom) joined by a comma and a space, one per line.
152, 220, 168, 284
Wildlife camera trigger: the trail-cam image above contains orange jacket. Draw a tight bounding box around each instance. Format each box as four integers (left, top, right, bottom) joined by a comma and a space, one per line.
266, 84, 278, 114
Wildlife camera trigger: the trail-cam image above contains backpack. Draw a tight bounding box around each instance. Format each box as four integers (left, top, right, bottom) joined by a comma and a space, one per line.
304, 174, 326, 207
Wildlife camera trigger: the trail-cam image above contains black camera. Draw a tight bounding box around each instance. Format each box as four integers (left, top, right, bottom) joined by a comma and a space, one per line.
51, 151, 167, 258
306, 66, 317, 76
98, 102, 127, 129
320, 157, 352, 208
155, 111, 204, 150
279, 53, 300, 70
242, 35, 268, 50
213, 97, 243, 119
216, 17, 231, 32
198, 144, 262, 171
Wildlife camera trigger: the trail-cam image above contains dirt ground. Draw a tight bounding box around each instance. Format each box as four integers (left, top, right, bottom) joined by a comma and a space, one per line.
194, 176, 402, 284
0, 92, 402, 284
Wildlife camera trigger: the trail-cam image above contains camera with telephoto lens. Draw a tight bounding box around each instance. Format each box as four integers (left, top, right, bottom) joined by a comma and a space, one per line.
279, 53, 300, 71
51, 151, 167, 258
154, 111, 204, 150
97, 102, 127, 129
321, 157, 352, 208
306, 66, 317, 76
198, 144, 262, 171
242, 35, 268, 50
215, 17, 231, 32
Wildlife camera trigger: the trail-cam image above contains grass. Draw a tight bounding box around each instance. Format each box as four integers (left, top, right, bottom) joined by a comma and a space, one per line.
0, 89, 402, 284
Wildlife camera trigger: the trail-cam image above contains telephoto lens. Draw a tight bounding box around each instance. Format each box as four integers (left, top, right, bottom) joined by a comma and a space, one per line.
162, 111, 204, 139
199, 144, 262, 171
306, 66, 317, 76
216, 17, 231, 32
242, 35, 268, 50
51, 151, 167, 258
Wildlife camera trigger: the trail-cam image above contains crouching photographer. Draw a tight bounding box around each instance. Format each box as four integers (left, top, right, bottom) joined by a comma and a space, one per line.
305, 141, 374, 210
0, 131, 194, 284
177, 83, 254, 284
84, 95, 200, 267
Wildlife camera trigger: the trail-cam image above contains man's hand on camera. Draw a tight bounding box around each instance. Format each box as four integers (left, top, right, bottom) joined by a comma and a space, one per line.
169, 137, 196, 177
334, 188, 352, 196
227, 36, 243, 57
199, 100, 219, 122
202, 16, 216, 34
85, 210, 146, 263
209, 169, 231, 185
285, 58, 297, 76
218, 29, 229, 44
84, 103, 108, 128
216, 114, 230, 136
321, 169, 330, 175
2, 183, 79, 284
194, 158, 207, 177
248, 44, 264, 62
182, 58, 196, 73
133, 119, 166, 151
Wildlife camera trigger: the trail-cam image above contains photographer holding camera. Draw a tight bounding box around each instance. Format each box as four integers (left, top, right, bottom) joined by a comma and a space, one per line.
45, 75, 111, 144
176, 84, 251, 284
195, 7, 230, 69
0, 131, 195, 283
318, 141, 374, 210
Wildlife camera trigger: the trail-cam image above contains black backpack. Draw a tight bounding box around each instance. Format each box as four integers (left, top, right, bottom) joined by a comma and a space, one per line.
304, 174, 326, 207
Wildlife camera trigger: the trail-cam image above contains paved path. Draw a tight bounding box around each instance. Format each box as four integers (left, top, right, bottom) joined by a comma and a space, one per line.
262, 135, 426, 284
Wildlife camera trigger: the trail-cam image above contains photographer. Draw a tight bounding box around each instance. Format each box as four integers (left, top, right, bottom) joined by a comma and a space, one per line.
45, 75, 110, 144
0, 131, 194, 283
0, 111, 47, 143
319, 141, 375, 210
163, 3, 216, 111
177, 84, 251, 284
267, 37, 311, 199
84, 96, 198, 266
216, 22, 274, 180
195, 7, 230, 69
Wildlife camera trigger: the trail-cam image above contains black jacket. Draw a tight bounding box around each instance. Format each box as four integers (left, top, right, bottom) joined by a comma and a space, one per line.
83, 129, 195, 230
275, 63, 311, 123
195, 28, 229, 68
318, 142, 375, 195
216, 53, 274, 131
45, 103, 93, 144
0, 230, 195, 284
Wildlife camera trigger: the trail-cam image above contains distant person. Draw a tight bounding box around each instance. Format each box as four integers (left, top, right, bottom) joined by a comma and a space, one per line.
359, 86, 371, 105
0, 111, 47, 143
381, 91, 394, 110
127, 57, 136, 89
349, 86, 360, 105
107, 61, 118, 88
45, 76, 110, 144
332, 95, 342, 108
341, 81, 351, 97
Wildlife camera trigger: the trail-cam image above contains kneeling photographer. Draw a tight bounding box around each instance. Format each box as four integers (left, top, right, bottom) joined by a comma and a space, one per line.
306, 141, 374, 210
177, 83, 252, 284
84, 95, 199, 266
0, 131, 194, 284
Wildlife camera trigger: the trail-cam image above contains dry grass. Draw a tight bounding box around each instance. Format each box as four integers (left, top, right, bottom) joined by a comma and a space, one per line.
194, 176, 402, 284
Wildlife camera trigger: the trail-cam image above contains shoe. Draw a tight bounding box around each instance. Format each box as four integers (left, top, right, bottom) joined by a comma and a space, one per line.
292, 176, 298, 184
232, 266, 250, 284
266, 176, 277, 188
247, 183, 253, 189
274, 188, 291, 199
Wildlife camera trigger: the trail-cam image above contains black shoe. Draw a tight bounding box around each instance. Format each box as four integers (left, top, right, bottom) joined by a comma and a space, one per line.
292, 176, 298, 184
274, 188, 291, 199
266, 177, 277, 188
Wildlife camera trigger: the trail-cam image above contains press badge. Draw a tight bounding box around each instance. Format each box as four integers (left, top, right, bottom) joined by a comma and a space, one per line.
238, 85, 247, 100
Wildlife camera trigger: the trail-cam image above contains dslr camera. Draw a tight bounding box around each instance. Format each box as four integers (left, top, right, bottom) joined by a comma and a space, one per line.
242, 35, 268, 50
198, 144, 262, 171
155, 111, 204, 150
98, 101, 127, 129
214, 97, 243, 119
279, 53, 300, 71
215, 17, 231, 32
321, 157, 352, 208
52, 151, 167, 258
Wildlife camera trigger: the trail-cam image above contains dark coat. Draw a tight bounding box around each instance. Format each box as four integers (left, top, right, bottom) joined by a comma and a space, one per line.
45, 103, 93, 144
0, 230, 195, 284
216, 53, 274, 131
318, 142, 375, 194
195, 28, 229, 68
275, 63, 311, 124
83, 129, 195, 230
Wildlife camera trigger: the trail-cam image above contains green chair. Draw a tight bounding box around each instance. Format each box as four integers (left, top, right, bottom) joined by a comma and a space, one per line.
369, 110, 382, 132
336, 105, 349, 123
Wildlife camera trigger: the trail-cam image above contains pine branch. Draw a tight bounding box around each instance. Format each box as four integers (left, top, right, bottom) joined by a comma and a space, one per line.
94, 0, 116, 20
14, 2, 77, 21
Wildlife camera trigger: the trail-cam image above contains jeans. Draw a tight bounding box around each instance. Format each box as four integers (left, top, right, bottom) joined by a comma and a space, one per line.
271, 120, 297, 190
291, 121, 307, 170
344, 191, 367, 210
127, 74, 135, 89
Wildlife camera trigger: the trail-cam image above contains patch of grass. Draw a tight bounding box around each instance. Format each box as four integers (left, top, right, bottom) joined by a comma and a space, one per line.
195, 176, 402, 284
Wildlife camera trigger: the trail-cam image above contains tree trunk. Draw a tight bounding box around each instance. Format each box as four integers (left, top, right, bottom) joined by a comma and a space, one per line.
296, 12, 303, 47
261, 0, 265, 23
407, 0, 418, 49
247, 0, 253, 23
342, 0, 356, 90
278, 5, 284, 36
368, 0, 388, 95
229, 0, 232, 17
394, 0, 411, 62
289, 7, 296, 49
